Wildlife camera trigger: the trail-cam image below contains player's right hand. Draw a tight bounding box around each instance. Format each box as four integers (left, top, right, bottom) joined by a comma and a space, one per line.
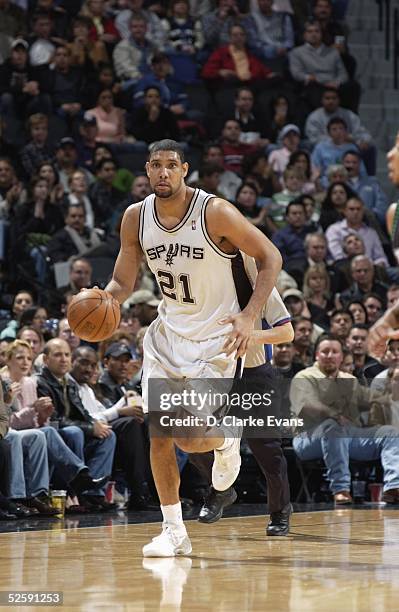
368, 317, 399, 359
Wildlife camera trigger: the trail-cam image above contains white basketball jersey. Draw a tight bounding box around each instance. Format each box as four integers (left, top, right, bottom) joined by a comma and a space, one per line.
138, 188, 240, 341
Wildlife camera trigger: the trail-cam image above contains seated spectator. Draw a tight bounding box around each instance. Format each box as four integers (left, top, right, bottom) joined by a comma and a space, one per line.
290, 335, 399, 505
329, 309, 353, 341
20, 113, 54, 179
311, 118, 365, 189
28, 10, 56, 67
201, 23, 273, 87
114, 0, 166, 50
339, 255, 388, 306
0, 290, 34, 341
272, 341, 305, 377
0, 38, 51, 119
55, 137, 94, 194
291, 315, 315, 368
241, 150, 278, 198
343, 151, 388, 225
268, 124, 301, 184
92, 144, 134, 194
234, 182, 269, 234
195, 163, 224, 197
302, 264, 333, 328
75, 113, 99, 172
263, 94, 297, 144
113, 13, 156, 86
340, 347, 354, 375
250, 0, 294, 71
82, 0, 120, 47
326, 163, 348, 185
312, 0, 347, 46
66, 170, 95, 229
9, 176, 64, 282
288, 20, 359, 113
37, 161, 64, 206
225, 87, 270, 148
201, 0, 256, 50
0, 0, 26, 39
162, 0, 203, 83
187, 142, 242, 201
219, 119, 260, 176
272, 200, 313, 279
325, 197, 389, 267
363, 293, 385, 325
268, 166, 306, 230
288, 151, 317, 195
89, 158, 124, 230
387, 284, 399, 308
319, 181, 356, 231
72, 344, 155, 509
305, 88, 376, 175
45, 45, 86, 119
18, 326, 45, 360
87, 89, 126, 144
98, 341, 139, 404
345, 324, 376, 384
46, 203, 103, 265
19, 306, 48, 338
130, 86, 180, 144
57, 317, 80, 352
37, 338, 117, 511
345, 299, 368, 326
370, 339, 399, 392
67, 15, 109, 70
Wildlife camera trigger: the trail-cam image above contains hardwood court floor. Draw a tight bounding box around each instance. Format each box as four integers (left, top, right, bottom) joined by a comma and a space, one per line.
1, 508, 399, 611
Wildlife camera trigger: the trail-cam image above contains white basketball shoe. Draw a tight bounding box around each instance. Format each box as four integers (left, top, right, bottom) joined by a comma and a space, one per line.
143, 523, 192, 557
212, 433, 242, 491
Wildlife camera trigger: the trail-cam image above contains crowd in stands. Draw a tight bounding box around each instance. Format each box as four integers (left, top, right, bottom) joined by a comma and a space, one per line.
0, 0, 398, 519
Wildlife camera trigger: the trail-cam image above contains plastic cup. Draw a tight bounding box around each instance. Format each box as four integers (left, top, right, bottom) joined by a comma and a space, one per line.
51, 490, 67, 516
369, 483, 383, 503
105, 481, 116, 504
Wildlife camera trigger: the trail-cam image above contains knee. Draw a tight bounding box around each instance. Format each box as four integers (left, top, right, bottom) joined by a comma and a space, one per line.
104, 431, 117, 448
175, 437, 198, 453
62, 426, 84, 441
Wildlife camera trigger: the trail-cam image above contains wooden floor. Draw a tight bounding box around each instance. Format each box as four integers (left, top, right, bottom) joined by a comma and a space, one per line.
1, 508, 399, 611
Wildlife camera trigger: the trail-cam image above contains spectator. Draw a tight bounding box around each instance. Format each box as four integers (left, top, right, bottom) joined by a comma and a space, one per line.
67, 15, 109, 70
162, 0, 203, 58
387, 284, 399, 309
325, 197, 389, 267
288, 20, 358, 112
291, 316, 315, 367
312, 0, 347, 46
264, 94, 297, 144
114, 0, 166, 50
202, 23, 273, 87
250, 0, 294, 74
319, 181, 356, 231
87, 90, 126, 144
363, 293, 384, 325
19, 306, 48, 336
66, 170, 95, 230
130, 86, 180, 144
241, 150, 278, 198
290, 334, 399, 505
46, 203, 103, 265
201, 0, 257, 50
36, 338, 116, 511
339, 256, 388, 306
20, 113, 54, 178
343, 151, 388, 225
82, 0, 120, 47
268, 124, 301, 184
98, 341, 139, 404
219, 119, 260, 176
345, 299, 368, 326
272, 341, 305, 378
89, 158, 124, 230
234, 182, 269, 234
55, 137, 94, 193
229, 87, 270, 148
111, 173, 152, 229
127, 290, 160, 327
57, 318, 80, 352
268, 166, 306, 230
311, 118, 364, 188
187, 143, 242, 201
0, 0, 26, 38
75, 113, 99, 171
329, 309, 353, 341
113, 13, 155, 84
0, 290, 34, 341
0, 38, 51, 119
288, 150, 317, 195
370, 339, 399, 392
46, 45, 86, 119
346, 324, 375, 384
37, 161, 64, 206
272, 200, 312, 277
17, 326, 45, 359
28, 11, 56, 67
302, 263, 333, 328
195, 163, 224, 197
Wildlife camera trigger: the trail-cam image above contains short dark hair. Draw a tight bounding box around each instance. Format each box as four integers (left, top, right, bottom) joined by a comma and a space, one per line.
285, 200, 306, 215
292, 316, 313, 330
148, 139, 185, 163
330, 308, 354, 322
95, 158, 116, 173
327, 117, 347, 131
343, 149, 361, 160
72, 345, 97, 361
65, 203, 85, 218
363, 292, 385, 306
199, 163, 223, 179
348, 323, 369, 333
322, 86, 340, 97
314, 333, 344, 354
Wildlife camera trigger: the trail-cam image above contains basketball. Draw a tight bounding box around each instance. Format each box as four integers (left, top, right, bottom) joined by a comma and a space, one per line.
67, 288, 121, 342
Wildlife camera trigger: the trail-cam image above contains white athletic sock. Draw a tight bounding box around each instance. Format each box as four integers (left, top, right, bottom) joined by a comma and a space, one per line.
216, 436, 233, 451
161, 502, 184, 527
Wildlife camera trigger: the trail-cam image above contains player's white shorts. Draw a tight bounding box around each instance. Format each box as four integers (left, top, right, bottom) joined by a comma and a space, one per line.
141, 317, 237, 415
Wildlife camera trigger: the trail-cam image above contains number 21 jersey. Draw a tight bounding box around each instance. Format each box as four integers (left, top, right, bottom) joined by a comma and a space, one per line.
138, 188, 240, 341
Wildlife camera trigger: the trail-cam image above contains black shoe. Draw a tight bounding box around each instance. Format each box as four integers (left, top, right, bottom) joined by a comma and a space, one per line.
0, 508, 16, 520
69, 470, 110, 495
266, 503, 292, 536
198, 486, 237, 524
127, 494, 159, 511
25, 495, 60, 517
79, 495, 117, 512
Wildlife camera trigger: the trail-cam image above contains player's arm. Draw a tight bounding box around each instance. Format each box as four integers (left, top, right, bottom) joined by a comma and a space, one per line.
248, 322, 294, 347
368, 303, 399, 358
105, 204, 143, 304
206, 199, 282, 357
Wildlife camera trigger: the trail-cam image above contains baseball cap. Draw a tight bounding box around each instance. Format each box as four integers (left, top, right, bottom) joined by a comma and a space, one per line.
104, 342, 133, 359
57, 137, 76, 149
11, 39, 28, 51
279, 124, 301, 140
282, 288, 304, 301
81, 112, 97, 127
129, 290, 160, 307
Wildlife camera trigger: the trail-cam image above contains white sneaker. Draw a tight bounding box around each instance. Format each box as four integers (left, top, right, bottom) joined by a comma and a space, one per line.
212, 435, 242, 491
142, 523, 192, 557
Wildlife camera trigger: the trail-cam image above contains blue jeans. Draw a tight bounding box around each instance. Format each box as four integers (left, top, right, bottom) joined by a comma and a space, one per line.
293, 419, 399, 493
58, 426, 116, 495
5, 429, 49, 499
41, 426, 86, 484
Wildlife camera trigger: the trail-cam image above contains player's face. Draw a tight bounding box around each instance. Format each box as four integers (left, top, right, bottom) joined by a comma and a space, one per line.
146, 151, 188, 199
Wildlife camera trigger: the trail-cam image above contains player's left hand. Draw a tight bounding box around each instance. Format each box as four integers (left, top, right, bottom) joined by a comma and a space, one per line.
219, 312, 255, 358
368, 317, 399, 358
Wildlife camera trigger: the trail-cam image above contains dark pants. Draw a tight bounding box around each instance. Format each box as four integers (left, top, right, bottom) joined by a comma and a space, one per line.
111, 416, 150, 493
0, 438, 11, 496
190, 363, 291, 514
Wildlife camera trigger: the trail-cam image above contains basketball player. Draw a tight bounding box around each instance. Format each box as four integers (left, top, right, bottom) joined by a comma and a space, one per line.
191, 253, 294, 534
105, 140, 282, 557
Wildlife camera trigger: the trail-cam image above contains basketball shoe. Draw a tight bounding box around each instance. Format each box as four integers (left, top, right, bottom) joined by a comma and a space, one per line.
143, 523, 192, 557
212, 431, 242, 491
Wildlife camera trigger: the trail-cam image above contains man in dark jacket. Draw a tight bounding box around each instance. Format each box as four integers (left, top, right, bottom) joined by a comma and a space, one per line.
37, 338, 116, 510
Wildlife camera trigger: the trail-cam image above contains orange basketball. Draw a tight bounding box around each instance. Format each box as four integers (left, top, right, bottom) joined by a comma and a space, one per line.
67, 288, 121, 342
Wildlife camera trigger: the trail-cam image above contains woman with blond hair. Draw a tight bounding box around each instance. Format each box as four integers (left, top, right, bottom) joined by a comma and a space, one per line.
302, 264, 333, 329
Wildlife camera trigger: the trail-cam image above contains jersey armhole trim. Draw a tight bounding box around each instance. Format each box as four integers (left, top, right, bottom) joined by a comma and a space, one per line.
138, 200, 146, 251
201, 196, 237, 260
272, 317, 292, 328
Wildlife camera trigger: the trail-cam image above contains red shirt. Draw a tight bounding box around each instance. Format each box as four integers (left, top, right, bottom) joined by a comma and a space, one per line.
221, 142, 260, 175
201, 45, 272, 82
